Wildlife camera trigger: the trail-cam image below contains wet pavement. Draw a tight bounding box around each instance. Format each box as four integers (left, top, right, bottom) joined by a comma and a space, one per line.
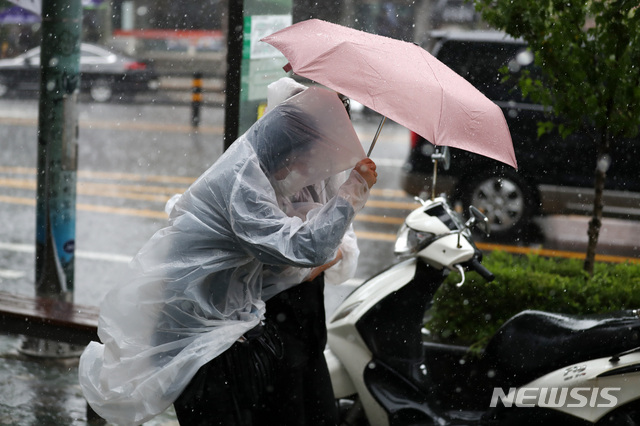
0, 334, 177, 425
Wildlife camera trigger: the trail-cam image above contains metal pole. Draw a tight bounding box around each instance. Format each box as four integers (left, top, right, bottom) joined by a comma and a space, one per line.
191, 71, 203, 128
223, 0, 244, 150
23, 0, 83, 358
431, 160, 438, 200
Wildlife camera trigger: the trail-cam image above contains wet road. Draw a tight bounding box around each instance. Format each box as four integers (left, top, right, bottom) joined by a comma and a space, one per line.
0, 98, 638, 424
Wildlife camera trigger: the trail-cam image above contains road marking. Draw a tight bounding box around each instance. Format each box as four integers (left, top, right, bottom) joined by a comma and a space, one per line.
1, 167, 406, 187
370, 187, 409, 198
0, 193, 406, 225
476, 242, 640, 265
356, 214, 405, 225
0, 269, 25, 279
0, 195, 32, 205
78, 203, 167, 219
0, 175, 409, 200
0, 166, 197, 186
354, 231, 398, 242
0, 177, 184, 201
0, 242, 132, 264
368, 158, 405, 168
0, 116, 224, 135
0, 195, 167, 219
0, 114, 408, 152
365, 199, 420, 210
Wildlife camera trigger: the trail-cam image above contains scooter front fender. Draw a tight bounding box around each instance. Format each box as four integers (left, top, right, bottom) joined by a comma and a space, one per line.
327, 258, 420, 426
491, 351, 640, 423
325, 347, 357, 398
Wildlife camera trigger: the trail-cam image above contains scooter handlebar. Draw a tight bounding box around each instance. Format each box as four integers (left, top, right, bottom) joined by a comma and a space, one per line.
469, 257, 495, 282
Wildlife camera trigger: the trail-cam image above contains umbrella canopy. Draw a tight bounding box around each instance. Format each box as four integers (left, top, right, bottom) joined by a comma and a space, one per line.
261, 19, 517, 169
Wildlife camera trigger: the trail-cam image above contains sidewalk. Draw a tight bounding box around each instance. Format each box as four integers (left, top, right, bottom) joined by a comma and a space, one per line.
538, 215, 640, 257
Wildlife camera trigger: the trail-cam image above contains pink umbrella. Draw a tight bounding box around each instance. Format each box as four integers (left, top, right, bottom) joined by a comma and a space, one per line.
261, 19, 517, 169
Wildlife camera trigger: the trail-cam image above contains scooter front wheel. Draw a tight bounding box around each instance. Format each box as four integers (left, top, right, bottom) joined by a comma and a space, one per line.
597, 400, 640, 426
337, 397, 369, 426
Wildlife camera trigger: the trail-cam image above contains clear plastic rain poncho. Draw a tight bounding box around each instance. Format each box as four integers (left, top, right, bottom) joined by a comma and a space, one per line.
78, 85, 368, 425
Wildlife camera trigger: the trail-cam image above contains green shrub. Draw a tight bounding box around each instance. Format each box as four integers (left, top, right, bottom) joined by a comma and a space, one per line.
425, 251, 640, 353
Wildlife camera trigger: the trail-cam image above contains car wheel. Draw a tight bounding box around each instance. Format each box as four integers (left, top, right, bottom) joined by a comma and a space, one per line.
89, 78, 113, 102
337, 397, 368, 426
460, 169, 537, 238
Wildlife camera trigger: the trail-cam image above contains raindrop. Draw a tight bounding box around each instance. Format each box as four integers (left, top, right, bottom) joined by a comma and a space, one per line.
516, 50, 534, 66
487, 369, 496, 378
367, 361, 376, 369
49, 57, 59, 67
597, 155, 611, 173
507, 59, 521, 73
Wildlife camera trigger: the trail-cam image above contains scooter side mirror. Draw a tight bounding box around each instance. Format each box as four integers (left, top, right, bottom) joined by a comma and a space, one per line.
431, 146, 450, 171
456, 205, 490, 247
429, 146, 451, 200
468, 205, 490, 236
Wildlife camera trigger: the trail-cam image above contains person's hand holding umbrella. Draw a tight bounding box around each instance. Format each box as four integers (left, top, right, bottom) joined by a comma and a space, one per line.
354, 158, 377, 189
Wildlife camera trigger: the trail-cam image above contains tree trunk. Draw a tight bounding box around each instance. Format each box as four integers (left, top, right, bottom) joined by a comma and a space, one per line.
584, 130, 611, 275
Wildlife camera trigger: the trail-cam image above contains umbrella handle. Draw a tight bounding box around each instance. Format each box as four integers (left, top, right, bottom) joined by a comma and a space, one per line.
432, 160, 438, 200
367, 116, 387, 157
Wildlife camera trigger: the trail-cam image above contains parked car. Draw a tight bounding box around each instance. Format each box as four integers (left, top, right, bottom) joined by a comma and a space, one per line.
401, 30, 640, 237
430, 0, 480, 28
0, 43, 159, 102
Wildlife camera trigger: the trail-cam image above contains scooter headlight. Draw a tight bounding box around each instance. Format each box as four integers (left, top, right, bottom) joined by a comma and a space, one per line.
394, 224, 435, 257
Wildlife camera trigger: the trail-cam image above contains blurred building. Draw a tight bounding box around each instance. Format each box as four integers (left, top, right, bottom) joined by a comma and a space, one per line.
0, 0, 483, 74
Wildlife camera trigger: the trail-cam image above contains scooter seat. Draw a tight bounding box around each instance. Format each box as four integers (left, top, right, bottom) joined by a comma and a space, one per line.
482, 309, 640, 385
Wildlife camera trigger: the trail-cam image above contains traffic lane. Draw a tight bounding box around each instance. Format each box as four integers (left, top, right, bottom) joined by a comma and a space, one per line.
1, 98, 225, 180
0, 179, 415, 307
0, 128, 415, 309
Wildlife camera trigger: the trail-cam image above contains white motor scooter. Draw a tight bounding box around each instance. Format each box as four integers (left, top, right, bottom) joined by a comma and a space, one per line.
325, 149, 640, 426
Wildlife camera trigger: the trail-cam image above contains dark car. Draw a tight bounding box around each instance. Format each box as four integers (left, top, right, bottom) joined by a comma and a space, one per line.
401, 30, 640, 237
0, 43, 159, 102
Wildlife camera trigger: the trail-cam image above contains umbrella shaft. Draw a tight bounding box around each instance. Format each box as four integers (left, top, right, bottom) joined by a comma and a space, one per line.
367, 116, 387, 157
432, 160, 438, 200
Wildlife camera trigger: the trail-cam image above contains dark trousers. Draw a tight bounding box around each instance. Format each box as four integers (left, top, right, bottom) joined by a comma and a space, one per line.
174, 275, 337, 425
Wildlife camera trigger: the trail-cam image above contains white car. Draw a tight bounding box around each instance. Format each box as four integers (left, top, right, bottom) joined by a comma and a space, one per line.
0, 43, 160, 102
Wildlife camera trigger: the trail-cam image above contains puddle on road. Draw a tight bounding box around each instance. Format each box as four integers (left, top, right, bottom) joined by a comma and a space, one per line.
0, 335, 178, 425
